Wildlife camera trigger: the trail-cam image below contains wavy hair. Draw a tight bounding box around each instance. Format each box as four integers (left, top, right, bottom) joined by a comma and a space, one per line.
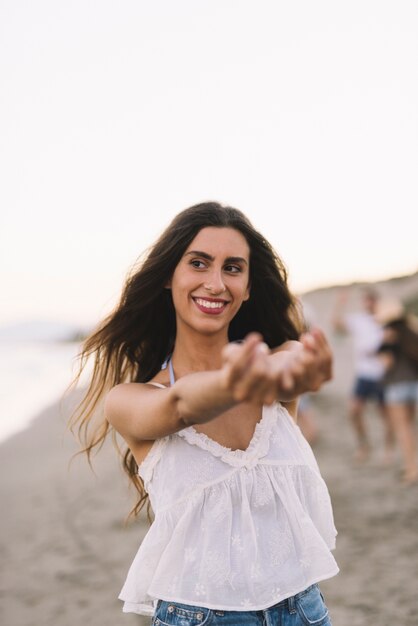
67, 202, 302, 519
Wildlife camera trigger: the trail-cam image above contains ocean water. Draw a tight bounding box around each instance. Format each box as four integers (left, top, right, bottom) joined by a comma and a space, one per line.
0, 340, 90, 444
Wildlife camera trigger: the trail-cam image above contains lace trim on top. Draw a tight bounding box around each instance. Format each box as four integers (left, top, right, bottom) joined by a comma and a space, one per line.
176, 403, 277, 468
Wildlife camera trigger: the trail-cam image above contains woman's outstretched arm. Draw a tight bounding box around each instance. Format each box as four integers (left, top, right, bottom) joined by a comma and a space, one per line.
104, 330, 332, 444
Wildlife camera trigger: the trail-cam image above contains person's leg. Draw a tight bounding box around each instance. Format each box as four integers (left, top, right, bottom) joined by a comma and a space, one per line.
387, 401, 417, 484
404, 402, 418, 483
376, 396, 396, 465
349, 390, 370, 462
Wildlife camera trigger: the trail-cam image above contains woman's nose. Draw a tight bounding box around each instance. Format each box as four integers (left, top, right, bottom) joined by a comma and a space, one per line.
204, 271, 226, 294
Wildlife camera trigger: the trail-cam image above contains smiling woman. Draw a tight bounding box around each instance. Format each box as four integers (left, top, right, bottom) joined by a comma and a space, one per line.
68, 201, 338, 625
168, 227, 250, 331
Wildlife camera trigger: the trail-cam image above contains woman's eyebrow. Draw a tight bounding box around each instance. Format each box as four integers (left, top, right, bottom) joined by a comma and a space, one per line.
185, 250, 248, 265
224, 256, 248, 266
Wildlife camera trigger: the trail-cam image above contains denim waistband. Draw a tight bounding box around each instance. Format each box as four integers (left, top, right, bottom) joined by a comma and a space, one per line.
272, 583, 318, 611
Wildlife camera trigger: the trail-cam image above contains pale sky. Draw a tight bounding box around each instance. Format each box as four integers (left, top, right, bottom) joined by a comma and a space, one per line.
1, 0, 417, 327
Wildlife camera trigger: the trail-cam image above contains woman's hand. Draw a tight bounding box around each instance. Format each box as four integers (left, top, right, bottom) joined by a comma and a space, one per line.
221, 329, 333, 405
278, 328, 333, 396
221, 334, 277, 405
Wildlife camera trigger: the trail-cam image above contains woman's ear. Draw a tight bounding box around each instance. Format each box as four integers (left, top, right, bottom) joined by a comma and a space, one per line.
165, 278, 172, 289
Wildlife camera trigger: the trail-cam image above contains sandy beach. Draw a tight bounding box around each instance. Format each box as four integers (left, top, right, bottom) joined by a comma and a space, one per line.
2, 281, 418, 625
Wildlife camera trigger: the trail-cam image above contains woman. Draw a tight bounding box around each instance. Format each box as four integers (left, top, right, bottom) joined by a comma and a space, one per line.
376, 298, 418, 485
69, 202, 339, 625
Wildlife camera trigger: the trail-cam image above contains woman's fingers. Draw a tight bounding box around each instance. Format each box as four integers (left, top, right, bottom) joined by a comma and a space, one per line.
222, 334, 277, 403
222, 334, 260, 380
300, 329, 333, 382
233, 348, 274, 402
222, 334, 263, 390
274, 333, 333, 396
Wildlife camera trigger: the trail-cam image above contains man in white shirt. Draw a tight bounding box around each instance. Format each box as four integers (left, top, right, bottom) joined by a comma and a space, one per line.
332, 288, 394, 463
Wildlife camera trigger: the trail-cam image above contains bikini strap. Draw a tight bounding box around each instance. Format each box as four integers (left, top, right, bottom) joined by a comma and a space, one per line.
159, 354, 175, 387
168, 357, 175, 387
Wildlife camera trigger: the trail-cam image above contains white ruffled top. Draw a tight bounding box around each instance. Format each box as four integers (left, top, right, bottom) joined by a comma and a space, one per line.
119, 402, 339, 616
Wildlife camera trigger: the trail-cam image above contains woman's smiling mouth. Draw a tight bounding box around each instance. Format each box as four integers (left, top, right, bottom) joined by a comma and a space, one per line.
192, 297, 230, 314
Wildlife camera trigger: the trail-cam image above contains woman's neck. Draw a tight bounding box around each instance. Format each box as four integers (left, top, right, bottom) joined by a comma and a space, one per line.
171, 332, 227, 375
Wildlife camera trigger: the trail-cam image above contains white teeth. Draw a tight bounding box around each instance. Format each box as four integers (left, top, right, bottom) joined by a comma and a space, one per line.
195, 298, 225, 309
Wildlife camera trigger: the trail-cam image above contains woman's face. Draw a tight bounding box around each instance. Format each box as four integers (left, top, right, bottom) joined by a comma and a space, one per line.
169, 226, 251, 337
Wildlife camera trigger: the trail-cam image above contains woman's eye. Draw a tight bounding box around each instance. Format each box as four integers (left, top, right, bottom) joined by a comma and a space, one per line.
190, 259, 206, 269
224, 265, 241, 273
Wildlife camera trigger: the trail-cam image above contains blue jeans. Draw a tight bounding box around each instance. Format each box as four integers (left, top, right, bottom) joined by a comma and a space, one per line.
152, 584, 331, 625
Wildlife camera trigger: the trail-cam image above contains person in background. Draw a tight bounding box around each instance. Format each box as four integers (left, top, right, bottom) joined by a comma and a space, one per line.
332, 287, 394, 464
69, 202, 338, 625
376, 298, 418, 485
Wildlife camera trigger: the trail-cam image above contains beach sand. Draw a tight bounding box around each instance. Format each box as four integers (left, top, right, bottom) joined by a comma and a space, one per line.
1, 358, 418, 625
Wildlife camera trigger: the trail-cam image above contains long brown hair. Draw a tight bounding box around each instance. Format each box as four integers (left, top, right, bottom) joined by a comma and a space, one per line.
67, 202, 302, 519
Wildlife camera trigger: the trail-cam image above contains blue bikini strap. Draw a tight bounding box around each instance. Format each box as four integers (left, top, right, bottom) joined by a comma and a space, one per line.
168, 357, 175, 387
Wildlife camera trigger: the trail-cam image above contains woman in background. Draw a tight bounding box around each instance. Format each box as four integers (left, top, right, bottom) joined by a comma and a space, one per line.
70, 202, 338, 625
376, 298, 418, 485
